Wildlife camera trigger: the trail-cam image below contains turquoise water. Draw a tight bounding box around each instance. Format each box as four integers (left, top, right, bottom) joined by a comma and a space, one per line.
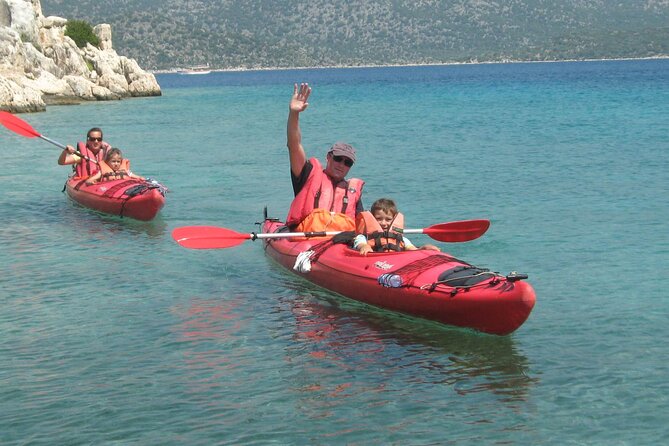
1, 60, 668, 444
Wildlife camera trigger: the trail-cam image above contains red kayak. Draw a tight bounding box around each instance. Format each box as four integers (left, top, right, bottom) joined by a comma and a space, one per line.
0, 111, 167, 221
262, 218, 536, 335
64, 177, 167, 221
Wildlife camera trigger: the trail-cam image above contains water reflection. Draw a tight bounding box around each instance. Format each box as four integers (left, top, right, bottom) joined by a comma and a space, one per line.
171, 297, 245, 341
168, 295, 252, 400
271, 271, 538, 406
164, 272, 538, 440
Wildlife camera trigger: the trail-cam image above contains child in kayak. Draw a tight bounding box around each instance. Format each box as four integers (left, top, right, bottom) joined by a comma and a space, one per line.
85, 148, 145, 185
354, 198, 440, 256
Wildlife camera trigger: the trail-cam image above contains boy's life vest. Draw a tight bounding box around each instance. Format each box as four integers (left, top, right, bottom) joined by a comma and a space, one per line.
355, 211, 406, 252
286, 157, 364, 231
99, 158, 131, 181
74, 141, 111, 179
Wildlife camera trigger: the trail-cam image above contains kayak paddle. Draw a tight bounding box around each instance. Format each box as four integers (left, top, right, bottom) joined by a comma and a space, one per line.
172, 219, 490, 250
402, 219, 491, 242
0, 111, 98, 163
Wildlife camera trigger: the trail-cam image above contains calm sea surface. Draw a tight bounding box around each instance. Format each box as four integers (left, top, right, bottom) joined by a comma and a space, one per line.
1, 60, 668, 445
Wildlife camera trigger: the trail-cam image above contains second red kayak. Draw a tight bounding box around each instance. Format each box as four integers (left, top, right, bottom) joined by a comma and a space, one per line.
64, 177, 167, 221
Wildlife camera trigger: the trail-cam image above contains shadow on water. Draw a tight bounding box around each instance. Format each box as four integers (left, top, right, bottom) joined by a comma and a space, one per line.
58, 199, 169, 238
1, 190, 168, 239
267, 262, 538, 403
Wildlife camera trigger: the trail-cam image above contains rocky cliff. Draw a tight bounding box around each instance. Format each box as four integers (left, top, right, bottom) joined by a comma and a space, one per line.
0, 0, 160, 113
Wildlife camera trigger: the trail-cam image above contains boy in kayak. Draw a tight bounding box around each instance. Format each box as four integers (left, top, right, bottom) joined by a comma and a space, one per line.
354, 198, 440, 256
85, 148, 144, 185
57, 127, 111, 179
286, 83, 364, 232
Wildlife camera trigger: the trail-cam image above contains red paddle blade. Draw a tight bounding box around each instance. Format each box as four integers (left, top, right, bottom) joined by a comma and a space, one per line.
0, 111, 40, 138
423, 219, 490, 242
171, 226, 251, 249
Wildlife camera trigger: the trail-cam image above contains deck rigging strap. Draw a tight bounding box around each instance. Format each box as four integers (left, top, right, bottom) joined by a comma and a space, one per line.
305, 232, 356, 263
101, 179, 140, 198
72, 178, 88, 191
292, 232, 356, 272
389, 254, 469, 287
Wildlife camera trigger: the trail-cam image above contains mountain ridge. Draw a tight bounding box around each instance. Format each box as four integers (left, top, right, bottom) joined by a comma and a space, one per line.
41, 0, 669, 71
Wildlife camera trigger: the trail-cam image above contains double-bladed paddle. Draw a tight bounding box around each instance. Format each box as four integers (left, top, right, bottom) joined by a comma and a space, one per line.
0, 111, 98, 163
172, 219, 491, 250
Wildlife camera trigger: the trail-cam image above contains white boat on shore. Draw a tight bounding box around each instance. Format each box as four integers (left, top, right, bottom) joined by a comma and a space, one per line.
178, 65, 212, 75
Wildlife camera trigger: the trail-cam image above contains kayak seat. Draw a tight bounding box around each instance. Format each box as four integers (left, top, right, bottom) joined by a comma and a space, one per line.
124, 184, 149, 197
332, 231, 355, 245
436, 266, 497, 288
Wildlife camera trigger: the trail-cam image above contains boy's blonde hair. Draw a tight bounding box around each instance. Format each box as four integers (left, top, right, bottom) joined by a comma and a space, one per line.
105, 147, 123, 162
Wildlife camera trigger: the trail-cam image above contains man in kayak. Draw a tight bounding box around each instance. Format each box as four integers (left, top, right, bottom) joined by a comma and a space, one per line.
286, 83, 364, 232
57, 127, 111, 179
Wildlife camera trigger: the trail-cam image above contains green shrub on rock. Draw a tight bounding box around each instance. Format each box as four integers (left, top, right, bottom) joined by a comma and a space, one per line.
65, 19, 100, 48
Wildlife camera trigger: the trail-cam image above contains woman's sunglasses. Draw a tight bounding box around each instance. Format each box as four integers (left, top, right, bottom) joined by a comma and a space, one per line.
87, 136, 103, 142
332, 155, 354, 167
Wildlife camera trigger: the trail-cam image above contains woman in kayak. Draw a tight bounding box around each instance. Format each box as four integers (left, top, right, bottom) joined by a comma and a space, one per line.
58, 127, 111, 178
354, 198, 440, 256
85, 148, 144, 185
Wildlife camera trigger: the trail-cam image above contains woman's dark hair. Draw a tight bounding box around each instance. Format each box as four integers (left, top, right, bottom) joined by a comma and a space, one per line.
87, 127, 103, 138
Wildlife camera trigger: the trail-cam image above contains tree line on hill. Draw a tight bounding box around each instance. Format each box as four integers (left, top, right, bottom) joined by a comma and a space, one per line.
41, 0, 669, 70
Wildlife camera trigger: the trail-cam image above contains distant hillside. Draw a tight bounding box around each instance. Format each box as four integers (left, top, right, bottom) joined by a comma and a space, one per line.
41, 0, 669, 70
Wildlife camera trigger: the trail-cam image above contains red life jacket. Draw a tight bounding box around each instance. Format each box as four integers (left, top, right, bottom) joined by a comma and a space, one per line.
286, 157, 364, 229
74, 141, 111, 179
355, 211, 406, 252
99, 159, 131, 181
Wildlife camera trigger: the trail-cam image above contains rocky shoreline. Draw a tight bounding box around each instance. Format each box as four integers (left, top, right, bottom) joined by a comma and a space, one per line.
0, 0, 160, 113
153, 55, 669, 76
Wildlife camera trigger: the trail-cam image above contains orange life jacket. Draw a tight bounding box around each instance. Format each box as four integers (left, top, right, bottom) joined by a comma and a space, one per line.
293, 209, 356, 234
355, 211, 406, 252
74, 141, 111, 179
99, 159, 131, 181
286, 157, 364, 230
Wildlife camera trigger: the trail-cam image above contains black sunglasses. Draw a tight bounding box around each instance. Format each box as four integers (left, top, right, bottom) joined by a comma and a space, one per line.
87, 136, 102, 142
332, 155, 353, 167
